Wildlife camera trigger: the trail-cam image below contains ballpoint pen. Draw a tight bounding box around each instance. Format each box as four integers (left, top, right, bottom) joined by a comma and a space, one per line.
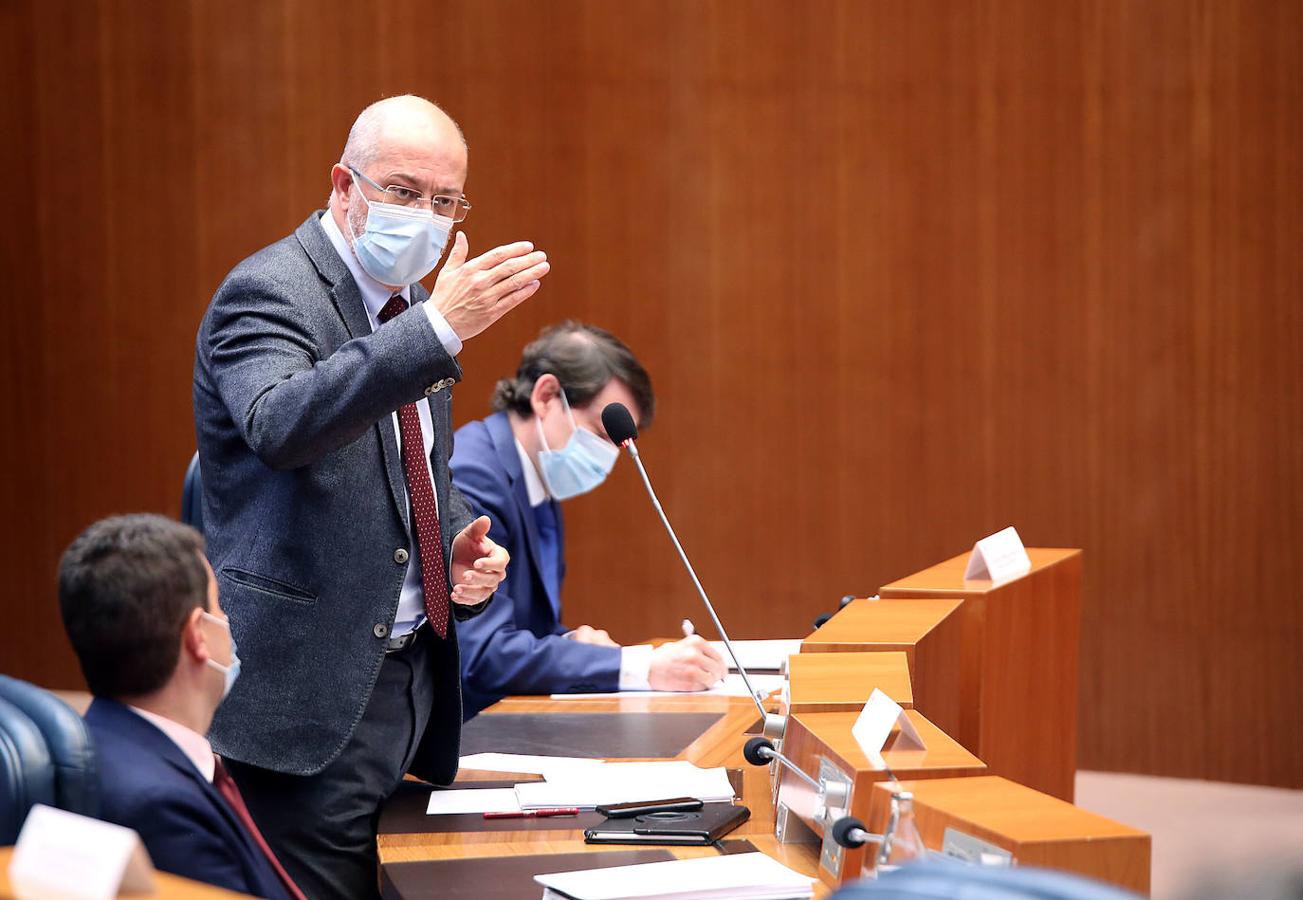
483, 807, 581, 819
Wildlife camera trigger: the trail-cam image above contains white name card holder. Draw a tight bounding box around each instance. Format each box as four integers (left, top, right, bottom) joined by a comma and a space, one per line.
963, 526, 1032, 583
8, 804, 155, 900
850, 688, 926, 769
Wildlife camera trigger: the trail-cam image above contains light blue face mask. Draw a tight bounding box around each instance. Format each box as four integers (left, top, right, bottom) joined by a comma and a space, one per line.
201, 611, 241, 700
349, 170, 453, 286
535, 392, 620, 501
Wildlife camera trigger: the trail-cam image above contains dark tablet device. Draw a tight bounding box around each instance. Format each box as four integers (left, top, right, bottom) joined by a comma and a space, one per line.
595, 797, 704, 818
584, 803, 751, 845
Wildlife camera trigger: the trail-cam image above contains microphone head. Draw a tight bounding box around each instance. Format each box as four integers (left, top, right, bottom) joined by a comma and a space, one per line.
601, 402, 639, 446
743, 736, 775, 767
831, 815, 869, 849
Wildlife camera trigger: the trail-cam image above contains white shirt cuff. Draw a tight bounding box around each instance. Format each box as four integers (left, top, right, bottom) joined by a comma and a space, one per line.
422, 302, 463, 357
618, 644, 655, 691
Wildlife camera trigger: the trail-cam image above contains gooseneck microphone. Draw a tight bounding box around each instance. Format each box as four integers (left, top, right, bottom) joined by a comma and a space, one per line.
602, 403, 782, 734
830, 815, 883, 849
746, 737, 886, 849
742, 737, 820, 792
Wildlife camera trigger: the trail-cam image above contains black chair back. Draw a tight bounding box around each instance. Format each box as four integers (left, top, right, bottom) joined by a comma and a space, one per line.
0, 695, 57, 844
0, 675, 99, 820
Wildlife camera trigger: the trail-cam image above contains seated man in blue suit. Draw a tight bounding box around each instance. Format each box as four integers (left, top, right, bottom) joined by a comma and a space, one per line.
451, 322, 726, 716
58, 514, 301, 900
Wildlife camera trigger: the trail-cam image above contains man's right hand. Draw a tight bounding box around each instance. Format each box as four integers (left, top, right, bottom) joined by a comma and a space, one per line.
647, 635, 728, 692
431, 233, 550, 341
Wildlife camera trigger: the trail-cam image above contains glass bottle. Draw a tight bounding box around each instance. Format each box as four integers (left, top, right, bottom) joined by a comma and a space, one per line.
875, 790, 927, 874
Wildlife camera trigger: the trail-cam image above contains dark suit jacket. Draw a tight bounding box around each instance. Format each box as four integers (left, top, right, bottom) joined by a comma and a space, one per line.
451, 412, 621, 716
194, 212, 483, 782
84, 699, 289, 899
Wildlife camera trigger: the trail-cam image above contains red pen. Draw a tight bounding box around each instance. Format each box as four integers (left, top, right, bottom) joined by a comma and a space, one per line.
483, 807, 580, 819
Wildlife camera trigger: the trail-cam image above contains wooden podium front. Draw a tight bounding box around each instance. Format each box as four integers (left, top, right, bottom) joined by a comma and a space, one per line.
786, 651, 913, 714
776, 709, 987, 887
800, 598, 963, 732
863, 776, 1150, 894
880, 548, 1082, 801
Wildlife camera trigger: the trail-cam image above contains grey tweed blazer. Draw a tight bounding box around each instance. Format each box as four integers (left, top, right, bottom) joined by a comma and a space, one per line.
194, 212, 483, 781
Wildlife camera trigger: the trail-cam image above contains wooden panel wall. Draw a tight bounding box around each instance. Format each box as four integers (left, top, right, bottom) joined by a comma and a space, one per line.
0, 0, 1299, 787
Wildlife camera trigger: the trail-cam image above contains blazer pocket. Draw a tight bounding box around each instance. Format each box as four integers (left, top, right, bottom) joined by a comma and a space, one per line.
222, 567, 317, 605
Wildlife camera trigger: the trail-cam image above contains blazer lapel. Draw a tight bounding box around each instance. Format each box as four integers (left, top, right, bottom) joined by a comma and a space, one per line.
486, 413, 560, 614
296, 213, 409, 531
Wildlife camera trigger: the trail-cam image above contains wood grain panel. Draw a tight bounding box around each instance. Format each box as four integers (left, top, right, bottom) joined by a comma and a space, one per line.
800, 598, 966, 748
882, 549, 1083, 801
0, 0, 1299, 787
863, 777, 1151, 894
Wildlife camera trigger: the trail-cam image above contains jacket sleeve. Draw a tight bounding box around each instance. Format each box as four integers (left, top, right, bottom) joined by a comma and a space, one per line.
203, 272, 461, 471
451, 445, 621, 698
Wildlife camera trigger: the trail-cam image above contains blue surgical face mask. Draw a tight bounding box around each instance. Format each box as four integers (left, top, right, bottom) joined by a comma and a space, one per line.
535, 392, 619, 501
350, 179, 453, 286
201, 611, 241, 700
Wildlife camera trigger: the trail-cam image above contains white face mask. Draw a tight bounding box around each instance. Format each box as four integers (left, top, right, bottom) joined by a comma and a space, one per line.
200, 611, 241, 700
349, 179, 453, 286
535, 392, 619, 501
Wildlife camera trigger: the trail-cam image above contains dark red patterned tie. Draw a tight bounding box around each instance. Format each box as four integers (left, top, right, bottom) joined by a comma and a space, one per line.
213, 757, 306, 900
378, 294, 451, 638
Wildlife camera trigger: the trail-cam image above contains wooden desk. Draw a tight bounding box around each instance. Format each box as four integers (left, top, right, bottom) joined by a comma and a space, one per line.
0, 847, 246, 898
377, 694, 831, 896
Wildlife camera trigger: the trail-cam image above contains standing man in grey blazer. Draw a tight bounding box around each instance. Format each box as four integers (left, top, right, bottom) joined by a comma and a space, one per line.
193, 95, 549, 899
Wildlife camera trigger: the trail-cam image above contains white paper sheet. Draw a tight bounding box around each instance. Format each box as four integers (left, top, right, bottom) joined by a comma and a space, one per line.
425, 787, 522, 815
964, 525, 1032, 582
851, 688, 926, 768
707, 639, 803, 671
514, 761, 735, 810
9, 805, 155, 900
549, 672, 786, 700
535, 851, 814, 899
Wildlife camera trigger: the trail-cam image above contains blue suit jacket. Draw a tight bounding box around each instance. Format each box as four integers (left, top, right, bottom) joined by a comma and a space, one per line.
84, 699, 289, 899
451, 412, 621, 716
194, 212, 483, 782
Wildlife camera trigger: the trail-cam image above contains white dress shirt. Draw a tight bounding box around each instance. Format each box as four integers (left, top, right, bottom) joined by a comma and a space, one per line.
514, 437, 653, 690
129, 706, 216, 782
320, 211, 462, 636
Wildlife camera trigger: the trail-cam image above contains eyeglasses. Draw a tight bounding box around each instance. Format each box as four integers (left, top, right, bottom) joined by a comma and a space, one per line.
349, 166, 472, 222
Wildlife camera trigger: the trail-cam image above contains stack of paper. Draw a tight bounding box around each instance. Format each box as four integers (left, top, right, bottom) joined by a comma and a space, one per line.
535, 851, 815, 899
425, 788, 521, 815
514, 761, 735, 810
550, 672, 787, 701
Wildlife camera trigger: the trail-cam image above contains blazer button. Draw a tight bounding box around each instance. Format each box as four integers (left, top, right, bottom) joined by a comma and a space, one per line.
394, 548, 409, 564
373, 622, 389, 639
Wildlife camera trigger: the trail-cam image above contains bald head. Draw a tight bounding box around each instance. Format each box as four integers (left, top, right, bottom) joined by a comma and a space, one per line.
341, 95, 467, 172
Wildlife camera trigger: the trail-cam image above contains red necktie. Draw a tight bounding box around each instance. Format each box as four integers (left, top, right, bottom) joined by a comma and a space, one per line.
212, 757, 306, 900
378, 294, 451, 638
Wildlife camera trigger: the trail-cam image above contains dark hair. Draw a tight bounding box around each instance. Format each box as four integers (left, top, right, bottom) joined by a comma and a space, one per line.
491, 321, 655, 428
58, 514, 210, 699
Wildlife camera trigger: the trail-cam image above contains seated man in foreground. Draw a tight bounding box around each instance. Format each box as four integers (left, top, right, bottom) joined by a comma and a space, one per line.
58, 514, 301, 900
451, 321, 727, 716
